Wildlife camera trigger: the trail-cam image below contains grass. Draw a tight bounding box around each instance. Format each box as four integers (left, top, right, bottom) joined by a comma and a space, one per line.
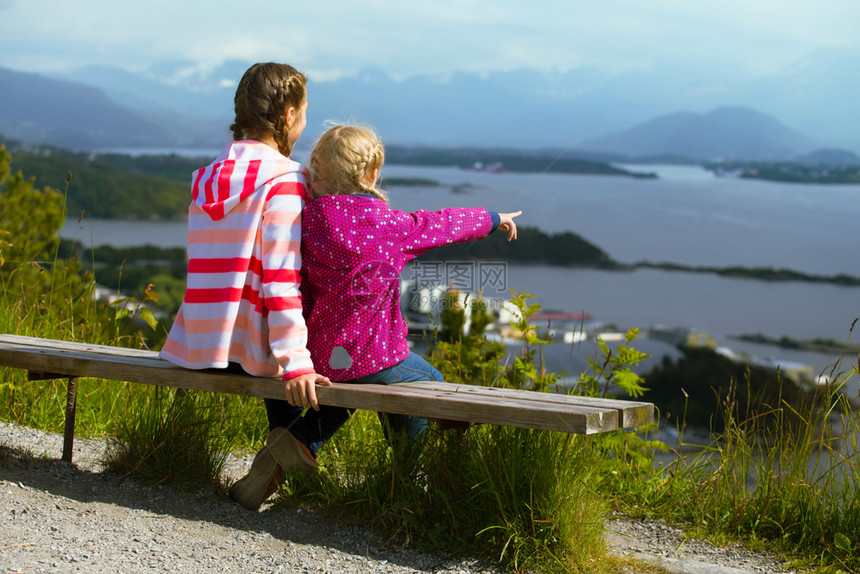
4, 284, 860, 572
4, 257, 860, 571
102, 387, 236, 490
0, 268, 619, 571
606, 346, 860, 573
272, 410, 614, 573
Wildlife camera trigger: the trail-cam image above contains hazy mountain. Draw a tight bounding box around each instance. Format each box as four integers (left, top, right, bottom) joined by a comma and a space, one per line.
0, 67, 225, 149
733, 49, 860, 151
55, 64, 637, 149
0, 67, 169, 148
69, 60, 243, 118
579, 107, 818, 161
796, 148, 860, 167
48, 49, 860, 153
4, 48, 858, 155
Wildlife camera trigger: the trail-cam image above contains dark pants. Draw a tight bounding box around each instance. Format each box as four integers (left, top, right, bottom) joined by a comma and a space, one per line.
264, 352, 442, 458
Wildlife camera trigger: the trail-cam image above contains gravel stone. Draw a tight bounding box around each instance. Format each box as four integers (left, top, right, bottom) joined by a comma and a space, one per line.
1, 421, 803, 573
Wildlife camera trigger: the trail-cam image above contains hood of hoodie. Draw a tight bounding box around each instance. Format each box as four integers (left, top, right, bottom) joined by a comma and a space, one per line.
191, 141, 309, 221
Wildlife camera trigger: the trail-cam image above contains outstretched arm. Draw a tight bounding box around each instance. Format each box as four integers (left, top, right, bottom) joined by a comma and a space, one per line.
396, 207, 494, 259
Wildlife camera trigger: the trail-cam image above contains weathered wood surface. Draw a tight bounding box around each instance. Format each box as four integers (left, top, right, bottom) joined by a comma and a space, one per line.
402, 380, 654, 429
0, 334, 653, 434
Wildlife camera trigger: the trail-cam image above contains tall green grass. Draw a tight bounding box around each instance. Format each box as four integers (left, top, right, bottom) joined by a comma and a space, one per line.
265, 293, 642, 572
607, 333, 860, 573
283, 413, 609, 571
103, 387, 236, 490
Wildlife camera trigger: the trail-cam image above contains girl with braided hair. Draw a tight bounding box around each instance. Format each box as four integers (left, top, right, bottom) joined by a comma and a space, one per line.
160, 62, 332, 511
268, 124, 521, 470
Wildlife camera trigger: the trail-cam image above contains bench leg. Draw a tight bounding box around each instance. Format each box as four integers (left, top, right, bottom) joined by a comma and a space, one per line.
62, 376, 78, 463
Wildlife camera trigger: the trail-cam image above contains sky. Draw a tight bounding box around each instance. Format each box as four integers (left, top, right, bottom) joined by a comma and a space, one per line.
1, 0, 858, 81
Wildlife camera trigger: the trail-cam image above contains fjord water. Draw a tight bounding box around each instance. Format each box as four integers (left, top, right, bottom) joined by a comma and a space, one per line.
383, 164, 859, 384
384, 163, 859, 275
62, 163, 860, 388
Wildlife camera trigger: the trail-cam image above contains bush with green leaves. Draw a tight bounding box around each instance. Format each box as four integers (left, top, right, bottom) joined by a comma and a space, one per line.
0, 146, 115, 344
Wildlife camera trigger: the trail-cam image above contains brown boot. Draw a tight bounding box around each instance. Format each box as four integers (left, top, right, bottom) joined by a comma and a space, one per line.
266, 427, 319, 477
229, 439, 283, 511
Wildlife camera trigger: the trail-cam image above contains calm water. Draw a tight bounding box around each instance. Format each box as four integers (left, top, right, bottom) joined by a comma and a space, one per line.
382, 163, 860, 276
61, 164, 860, 388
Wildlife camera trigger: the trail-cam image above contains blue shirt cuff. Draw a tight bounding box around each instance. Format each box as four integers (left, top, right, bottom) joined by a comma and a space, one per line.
489, 211, 500, 233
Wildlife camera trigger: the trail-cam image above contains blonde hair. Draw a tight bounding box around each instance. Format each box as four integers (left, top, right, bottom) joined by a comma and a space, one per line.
309, 124, 387, 201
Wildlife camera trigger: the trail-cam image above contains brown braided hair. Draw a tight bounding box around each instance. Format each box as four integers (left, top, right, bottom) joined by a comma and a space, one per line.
309, 124, 387, 202
230, 63, 307, 157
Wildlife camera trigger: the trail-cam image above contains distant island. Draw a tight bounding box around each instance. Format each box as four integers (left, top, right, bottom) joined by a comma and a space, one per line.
385, 146, 657, 179
705, 150, 860, 184
731, 333, 854, 354
633, 261, 860, 287
379, 176, 440, 187
419, 234, 860, 288
417, 226, 616, 269
708, 163, 860, 184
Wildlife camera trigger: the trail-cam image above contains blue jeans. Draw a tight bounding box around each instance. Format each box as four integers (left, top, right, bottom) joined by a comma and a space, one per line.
264, 352, 442, 458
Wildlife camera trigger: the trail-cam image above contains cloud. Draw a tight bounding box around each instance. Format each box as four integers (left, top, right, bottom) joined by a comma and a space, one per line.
0, 0, 858, 80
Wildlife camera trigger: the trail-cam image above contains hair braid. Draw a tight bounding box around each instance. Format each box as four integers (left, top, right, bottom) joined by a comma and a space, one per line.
230, 63, 307, 156
310, 124, 387, 202
270, 81, 292, 156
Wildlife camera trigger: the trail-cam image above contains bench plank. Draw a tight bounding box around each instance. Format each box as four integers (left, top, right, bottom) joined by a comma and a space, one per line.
317, 383, 617, 434
0, 335, 652, 435
402, 381, 654, 428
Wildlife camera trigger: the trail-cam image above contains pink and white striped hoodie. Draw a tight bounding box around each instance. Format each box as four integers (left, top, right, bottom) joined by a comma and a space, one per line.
160, 141, 315, 380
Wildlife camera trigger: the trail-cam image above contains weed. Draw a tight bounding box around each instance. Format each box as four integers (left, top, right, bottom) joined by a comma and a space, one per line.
102, 387, 236, 490
609, 321, 860, 572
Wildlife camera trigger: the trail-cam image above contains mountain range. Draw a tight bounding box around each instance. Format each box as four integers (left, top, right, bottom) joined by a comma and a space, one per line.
582, 107, 817, 161
1, 48, 858, 161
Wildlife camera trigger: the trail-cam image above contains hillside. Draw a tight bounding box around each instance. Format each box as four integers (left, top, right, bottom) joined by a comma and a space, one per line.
0, 67, 227, 149
1, 141, 192, 219
0, 138, 650, 224
0, 67, 170, 149
581, 107, 817, 161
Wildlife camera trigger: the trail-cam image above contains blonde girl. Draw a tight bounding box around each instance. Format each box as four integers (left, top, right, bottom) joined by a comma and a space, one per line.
274, 124, 520, 456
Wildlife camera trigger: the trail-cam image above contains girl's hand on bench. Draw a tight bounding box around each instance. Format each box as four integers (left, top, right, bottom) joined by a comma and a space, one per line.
284, 372, 332, 410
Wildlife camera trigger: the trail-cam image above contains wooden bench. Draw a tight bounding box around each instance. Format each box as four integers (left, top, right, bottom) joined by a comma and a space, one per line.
0, 334, 654, 462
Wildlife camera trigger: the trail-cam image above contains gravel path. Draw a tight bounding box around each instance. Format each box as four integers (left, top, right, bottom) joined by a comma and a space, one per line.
1, 422, 803, 574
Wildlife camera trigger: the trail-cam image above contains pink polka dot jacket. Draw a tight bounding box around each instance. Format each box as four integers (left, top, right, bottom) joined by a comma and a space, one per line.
301, 194, 494, 380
